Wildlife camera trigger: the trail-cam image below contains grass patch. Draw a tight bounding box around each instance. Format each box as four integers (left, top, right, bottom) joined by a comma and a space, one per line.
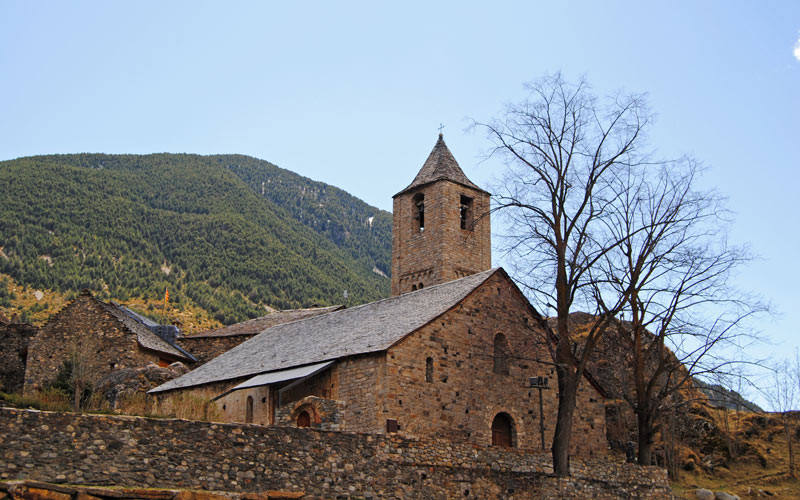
0, 388, 72, 412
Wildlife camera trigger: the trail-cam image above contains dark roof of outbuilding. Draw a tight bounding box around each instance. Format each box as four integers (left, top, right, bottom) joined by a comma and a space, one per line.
150, 269, 499, 393
182, 305, 344, 339
394, 134, 488, 197
95, 300, 193, 362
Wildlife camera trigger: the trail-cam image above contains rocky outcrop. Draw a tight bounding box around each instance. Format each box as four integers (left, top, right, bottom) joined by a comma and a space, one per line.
93, 363, 186, 409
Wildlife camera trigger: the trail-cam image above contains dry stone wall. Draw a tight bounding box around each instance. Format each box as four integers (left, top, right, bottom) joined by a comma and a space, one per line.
0, 407, 672, 499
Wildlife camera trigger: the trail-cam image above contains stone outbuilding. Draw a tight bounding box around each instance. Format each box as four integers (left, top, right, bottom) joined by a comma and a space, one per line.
151, 135, 609, 456
23, 291, 195, 395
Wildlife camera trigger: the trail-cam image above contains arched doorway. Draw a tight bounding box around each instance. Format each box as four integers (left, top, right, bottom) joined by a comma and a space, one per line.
491, 413, 513, 448
297, 410, 311, 428
245, 396, 254, 423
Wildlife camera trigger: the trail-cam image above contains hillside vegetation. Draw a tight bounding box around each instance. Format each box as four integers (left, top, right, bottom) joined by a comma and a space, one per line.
0, 153, 391, 327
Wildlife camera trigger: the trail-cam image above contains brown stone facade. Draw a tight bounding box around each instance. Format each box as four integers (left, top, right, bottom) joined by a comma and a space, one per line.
275, 395, 345, 431
153, 355, 382, 432
382, 270, 606, 455
0, 408, 672, 499
177, 334, 254, 365
391, 179, 491, 295
0, 322, 38, 394
23, 294, 183, 395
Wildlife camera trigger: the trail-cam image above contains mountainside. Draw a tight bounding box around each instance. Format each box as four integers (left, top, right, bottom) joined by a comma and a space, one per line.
693, 378, 764, 413
0, 153, 391, 326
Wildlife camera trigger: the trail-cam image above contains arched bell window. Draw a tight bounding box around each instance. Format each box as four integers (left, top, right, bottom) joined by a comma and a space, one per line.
412, 193, 425, 232
460, 195, 473, 230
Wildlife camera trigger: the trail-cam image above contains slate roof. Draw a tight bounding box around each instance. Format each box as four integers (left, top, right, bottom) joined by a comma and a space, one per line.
96, 300, 193, 362
182, 305, 344, 339
394, 134, 488, 197
150, 268, 499, 393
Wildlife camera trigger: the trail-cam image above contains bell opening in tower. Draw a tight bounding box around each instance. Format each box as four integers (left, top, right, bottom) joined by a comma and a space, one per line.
413, 193, 425, 232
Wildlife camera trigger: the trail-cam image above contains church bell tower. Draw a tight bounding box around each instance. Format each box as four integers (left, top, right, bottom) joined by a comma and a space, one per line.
391, 134, 491, 296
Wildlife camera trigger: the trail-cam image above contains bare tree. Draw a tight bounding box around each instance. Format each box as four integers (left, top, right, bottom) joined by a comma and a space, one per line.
474, 73, 650, 475
764, 353, 800, 476
714, 370, 746, 461
599, 160, 763, 466
68, 336, 97, 412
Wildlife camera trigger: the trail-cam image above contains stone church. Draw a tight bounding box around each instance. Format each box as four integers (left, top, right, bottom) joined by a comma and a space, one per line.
151, 134, 607, 456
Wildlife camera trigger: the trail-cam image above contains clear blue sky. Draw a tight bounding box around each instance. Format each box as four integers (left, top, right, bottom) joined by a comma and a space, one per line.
2, 1, 799, 400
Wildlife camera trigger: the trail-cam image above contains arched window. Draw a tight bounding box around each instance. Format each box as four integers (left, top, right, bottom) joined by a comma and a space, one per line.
413, 193, 425, 232
245, 395, 254, 423
297, 410, 311, 428
425, 357, 433, 383
491, 413, 514, 448
493, 333, 510, 375
418, 282, 424, 289
411, 284, 417, 291
460, 195, 473, 230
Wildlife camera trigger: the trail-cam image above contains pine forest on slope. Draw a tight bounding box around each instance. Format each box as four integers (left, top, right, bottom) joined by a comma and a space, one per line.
0, 153, 392, 325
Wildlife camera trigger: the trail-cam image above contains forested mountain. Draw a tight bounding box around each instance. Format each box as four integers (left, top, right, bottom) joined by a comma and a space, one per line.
0, 153, 392, 325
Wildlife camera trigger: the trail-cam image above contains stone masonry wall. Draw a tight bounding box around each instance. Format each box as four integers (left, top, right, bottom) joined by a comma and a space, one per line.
391, 180, 491, 295
151, 379, 273, 426
0, 407, 672, 499
23, 295, 163, 394
275, 395, 345, 431
215, 384, 272, 426
0, 323, 38, 394
177, 335, 254, 366
383, 271, 607, 456
335, 353, 385, 433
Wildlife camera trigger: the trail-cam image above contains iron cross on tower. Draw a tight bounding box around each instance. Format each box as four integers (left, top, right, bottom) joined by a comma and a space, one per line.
438, 123, 444, 134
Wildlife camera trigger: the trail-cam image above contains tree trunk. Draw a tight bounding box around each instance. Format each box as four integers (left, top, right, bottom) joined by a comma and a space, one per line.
637, 409, 654, 466
73, 381, 81, 413
550, 243, 578, 477
667, 409, 679, 480
552, 355, 578, 476
786, 419, 794, 476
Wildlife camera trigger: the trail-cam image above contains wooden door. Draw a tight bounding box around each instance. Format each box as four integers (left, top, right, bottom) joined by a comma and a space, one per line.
297, 410, 311, 428
491, 413, 512, 447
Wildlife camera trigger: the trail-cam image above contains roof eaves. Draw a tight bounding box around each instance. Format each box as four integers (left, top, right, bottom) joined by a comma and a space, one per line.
393, 178, 491, 198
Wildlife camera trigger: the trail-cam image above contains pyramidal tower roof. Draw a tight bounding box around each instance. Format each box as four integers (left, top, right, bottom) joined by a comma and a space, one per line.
394, 134, 488, 197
